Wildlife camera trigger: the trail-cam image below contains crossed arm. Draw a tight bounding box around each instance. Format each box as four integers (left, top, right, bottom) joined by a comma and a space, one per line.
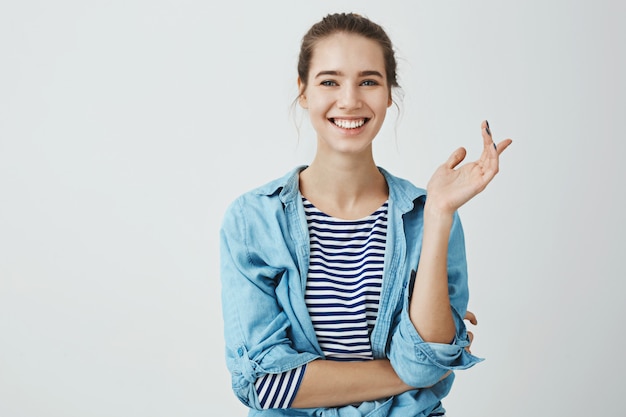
291, 310, 477, 408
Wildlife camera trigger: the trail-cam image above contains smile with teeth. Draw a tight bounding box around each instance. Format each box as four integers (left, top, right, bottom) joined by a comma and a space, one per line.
331, 118, 368, 129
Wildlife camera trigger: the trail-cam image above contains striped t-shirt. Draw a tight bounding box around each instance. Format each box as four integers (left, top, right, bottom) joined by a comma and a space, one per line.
254, 197, 388, 409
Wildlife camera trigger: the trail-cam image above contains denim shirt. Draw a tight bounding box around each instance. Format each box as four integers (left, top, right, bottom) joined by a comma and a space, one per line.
220, 166, 483, 417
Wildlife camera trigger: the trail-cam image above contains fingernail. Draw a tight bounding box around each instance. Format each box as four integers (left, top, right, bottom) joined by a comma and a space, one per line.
493, 142, 497, 151
486, 126, 491, 137
485, 120, 490, 129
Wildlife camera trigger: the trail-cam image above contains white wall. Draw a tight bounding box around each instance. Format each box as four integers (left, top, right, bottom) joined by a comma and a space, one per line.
1, 1, 624, 416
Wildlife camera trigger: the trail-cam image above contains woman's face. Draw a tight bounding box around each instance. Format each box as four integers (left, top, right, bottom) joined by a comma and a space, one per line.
299, 32, 392, 158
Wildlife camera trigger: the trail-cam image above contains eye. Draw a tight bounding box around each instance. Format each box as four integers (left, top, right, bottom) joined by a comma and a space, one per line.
361, 79, 379, 86
320, 80, 337, 87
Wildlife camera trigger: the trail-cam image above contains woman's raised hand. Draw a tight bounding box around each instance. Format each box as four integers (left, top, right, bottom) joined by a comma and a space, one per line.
425, 120, 512, 215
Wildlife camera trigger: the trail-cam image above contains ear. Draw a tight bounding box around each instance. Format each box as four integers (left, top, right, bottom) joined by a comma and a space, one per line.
297, 77, 308, 109
387, 93, 393, 108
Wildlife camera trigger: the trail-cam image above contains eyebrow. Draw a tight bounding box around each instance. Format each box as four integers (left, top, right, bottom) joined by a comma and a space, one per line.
314, 70, 384, 78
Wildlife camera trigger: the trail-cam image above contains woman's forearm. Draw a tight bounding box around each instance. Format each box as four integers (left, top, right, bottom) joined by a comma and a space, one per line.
408, 206, 456, 343
290, 359, 412, 409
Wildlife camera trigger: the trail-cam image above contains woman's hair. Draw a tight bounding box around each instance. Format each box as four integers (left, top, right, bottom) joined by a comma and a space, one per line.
297, 12, 400, 94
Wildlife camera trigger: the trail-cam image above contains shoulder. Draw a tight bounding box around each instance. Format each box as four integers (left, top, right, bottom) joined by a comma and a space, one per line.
222, 166, 305, 224
231, 165, 304, 202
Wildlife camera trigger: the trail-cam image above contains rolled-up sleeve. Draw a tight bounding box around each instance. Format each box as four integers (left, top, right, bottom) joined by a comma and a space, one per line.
387, 212, 483, 388
220, 198, 318, 410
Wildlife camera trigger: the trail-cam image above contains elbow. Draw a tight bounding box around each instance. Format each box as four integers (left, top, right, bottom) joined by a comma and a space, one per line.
412, 326, 456, 344
409, 316, 456, 344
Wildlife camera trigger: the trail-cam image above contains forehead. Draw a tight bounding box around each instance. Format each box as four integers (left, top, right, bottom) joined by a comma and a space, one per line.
309, 32, 386, 75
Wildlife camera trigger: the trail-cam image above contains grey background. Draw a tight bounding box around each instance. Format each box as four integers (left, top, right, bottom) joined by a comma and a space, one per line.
1, 0, 624, 416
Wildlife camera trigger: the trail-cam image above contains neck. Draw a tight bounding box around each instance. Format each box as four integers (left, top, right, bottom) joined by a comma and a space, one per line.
299, 151, 388, 219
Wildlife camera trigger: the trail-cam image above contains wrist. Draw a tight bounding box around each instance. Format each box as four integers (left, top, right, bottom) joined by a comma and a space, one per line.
423, 202, 455, 225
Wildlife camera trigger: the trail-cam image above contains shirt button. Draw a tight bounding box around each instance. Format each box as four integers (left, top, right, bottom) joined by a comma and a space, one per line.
237, 347, 244, 357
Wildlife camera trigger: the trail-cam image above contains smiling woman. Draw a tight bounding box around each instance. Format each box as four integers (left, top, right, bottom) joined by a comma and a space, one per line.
220, 12, 512, 417
297, 32, 392, 169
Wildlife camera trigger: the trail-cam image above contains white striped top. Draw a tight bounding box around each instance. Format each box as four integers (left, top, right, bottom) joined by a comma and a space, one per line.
254, 198, 388, 409
304, 198, 387, 360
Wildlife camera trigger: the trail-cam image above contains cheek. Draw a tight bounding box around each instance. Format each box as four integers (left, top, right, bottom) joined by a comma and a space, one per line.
377, 94, 392, 112
306, 96, 329, 114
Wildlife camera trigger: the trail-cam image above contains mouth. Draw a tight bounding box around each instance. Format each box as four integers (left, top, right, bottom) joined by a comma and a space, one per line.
330, 118, 369, 129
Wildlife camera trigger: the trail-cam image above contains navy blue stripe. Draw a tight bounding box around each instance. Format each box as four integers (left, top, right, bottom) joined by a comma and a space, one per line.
309, 224, 387, 234
308, 265, 385, 277
310, 251, 381, 264
266, 372, 286, 408
305, 289, 382, 300
319, 335, 370, 346
256, 375, 268, 399
285, 365, 306, 408
308, 240, 386, 251
304, 216, 386, 227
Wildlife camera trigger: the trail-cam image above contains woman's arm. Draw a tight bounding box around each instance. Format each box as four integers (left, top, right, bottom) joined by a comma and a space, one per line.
291, 359, 436, 409
409, 121, 511, 343
290, 312, 477, 410
409, 209, 457, 343
293, 311, 478, 411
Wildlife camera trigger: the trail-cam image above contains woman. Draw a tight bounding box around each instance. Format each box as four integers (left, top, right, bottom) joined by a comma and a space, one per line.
220, 12, 512, 416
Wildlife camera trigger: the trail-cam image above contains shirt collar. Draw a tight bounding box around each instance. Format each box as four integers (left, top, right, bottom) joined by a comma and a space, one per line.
254, 165, 426, 214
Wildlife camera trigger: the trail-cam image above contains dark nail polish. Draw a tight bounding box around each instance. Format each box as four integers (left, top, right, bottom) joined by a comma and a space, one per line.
493, 142, 497, 151
486, 125, 492, 137
485, 120, 490, 129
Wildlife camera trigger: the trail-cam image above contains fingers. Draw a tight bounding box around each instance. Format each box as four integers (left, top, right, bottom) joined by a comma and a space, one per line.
481, 120, 498, 158
464, 310, 478, 325
464, 311, 477, 354
482, 119, 513, 156
481, 119, 492, 140
478, 120, 514, 184
495, 138, 514, 155
481, 119, 493, 149
445, 146, 467, 169
465, 330, 474, 353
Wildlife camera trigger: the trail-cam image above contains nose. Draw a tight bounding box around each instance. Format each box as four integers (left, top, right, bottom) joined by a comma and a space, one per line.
337, 85, 362, 110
